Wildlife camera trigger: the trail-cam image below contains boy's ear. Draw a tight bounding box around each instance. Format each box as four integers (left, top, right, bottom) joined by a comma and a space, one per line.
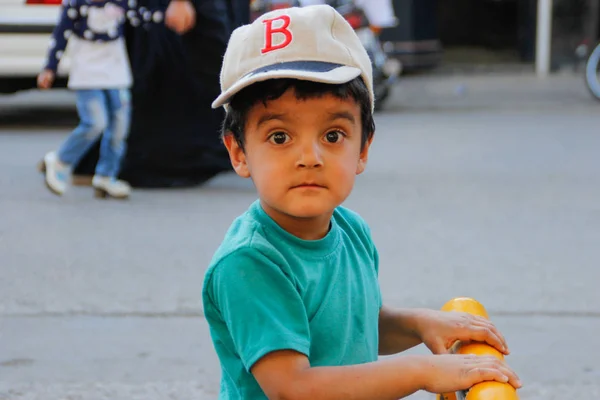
356, 135, 373, 175
223, 133, 250, 178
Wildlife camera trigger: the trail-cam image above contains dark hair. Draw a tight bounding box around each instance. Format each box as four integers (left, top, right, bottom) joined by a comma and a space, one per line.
222, 77, 375, 151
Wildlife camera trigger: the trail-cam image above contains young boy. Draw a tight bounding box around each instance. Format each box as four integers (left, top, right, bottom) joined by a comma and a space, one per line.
203, 5, 522, 399
37, 0, 164, 199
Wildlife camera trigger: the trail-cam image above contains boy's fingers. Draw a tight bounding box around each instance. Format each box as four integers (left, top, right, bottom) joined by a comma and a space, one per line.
478, 320, 509, 354
430, 340, 449, 355
468, 326, 507, 354
468, 366, 509, 385
469, 357, 522, 389
467, 316, 507, 349
497, 364, 522, 388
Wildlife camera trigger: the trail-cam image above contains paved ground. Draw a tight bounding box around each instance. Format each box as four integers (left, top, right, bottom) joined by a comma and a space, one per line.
1, 72, 599, 399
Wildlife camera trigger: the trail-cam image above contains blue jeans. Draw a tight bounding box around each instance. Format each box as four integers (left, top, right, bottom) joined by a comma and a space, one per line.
58, 89, 131, 178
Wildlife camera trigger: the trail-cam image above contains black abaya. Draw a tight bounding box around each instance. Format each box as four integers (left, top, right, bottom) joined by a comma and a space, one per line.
74, 0, 249, 188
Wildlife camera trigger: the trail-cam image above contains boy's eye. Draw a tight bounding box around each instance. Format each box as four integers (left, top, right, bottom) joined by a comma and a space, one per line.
324, 130, 345, 143
268, 132, 290, 145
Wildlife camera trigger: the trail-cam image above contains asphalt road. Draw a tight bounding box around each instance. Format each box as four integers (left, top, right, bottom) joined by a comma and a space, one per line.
1, 73, 599, 399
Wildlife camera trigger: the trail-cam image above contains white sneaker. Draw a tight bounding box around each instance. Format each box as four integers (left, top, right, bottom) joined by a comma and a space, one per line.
43, 151, 70, 196
92, 175, 131, 199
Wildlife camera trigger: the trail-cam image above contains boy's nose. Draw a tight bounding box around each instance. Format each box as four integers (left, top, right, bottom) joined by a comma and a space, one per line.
296, 141, 323, 169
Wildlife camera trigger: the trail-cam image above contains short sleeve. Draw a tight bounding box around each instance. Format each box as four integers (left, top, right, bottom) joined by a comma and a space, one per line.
359, 219, 381, 307
372, 245, 382, 308
206, 248, 311, 371
358, 218, 380, 276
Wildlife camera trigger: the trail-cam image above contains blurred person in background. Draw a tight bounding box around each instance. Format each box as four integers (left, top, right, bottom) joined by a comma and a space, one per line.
71, 0, 251, 188
38, 0, 165, 199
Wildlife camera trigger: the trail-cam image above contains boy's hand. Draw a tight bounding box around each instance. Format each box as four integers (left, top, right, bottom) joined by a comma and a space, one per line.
415, 309, 509, 355
422, 354, 522, 394
37, 70, 55, 90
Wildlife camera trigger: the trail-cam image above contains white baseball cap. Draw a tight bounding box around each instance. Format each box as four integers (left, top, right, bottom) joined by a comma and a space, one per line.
211, 4, 374, 110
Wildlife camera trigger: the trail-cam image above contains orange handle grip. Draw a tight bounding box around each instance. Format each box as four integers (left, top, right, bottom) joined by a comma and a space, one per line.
436, 298, 519, 400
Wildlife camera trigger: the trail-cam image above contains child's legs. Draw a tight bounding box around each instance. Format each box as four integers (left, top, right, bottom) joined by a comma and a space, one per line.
95, 89, 131, 178
57, 90, 109, 167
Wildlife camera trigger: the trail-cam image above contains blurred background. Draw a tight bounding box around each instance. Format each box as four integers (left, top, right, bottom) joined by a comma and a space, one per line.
1, 0, 600, 399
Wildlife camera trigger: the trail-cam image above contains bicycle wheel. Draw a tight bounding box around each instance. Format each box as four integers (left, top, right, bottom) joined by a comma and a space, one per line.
585, 42, 600, 101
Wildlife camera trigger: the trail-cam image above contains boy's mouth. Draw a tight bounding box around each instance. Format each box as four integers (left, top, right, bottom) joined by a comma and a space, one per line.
291, 182, 327, 189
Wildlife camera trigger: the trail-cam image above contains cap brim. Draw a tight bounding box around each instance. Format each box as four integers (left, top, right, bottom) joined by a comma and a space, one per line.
212, 61, 362, 109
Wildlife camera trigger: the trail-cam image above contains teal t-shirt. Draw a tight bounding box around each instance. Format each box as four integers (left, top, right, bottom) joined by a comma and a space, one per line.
202, 200, 382, 399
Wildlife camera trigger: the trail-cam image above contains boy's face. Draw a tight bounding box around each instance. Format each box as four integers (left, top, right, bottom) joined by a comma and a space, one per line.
224, 87, 372, 223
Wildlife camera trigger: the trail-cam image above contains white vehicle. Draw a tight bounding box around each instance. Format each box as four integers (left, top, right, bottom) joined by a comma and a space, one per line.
0, 0, 71, 93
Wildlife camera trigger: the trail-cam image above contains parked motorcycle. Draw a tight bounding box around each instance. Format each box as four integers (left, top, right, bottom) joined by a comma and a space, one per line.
249, 0, 402, 111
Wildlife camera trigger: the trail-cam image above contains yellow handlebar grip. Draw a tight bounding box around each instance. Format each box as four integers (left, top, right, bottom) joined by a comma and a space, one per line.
465, 381, 519, 400
441, 297, 489, 319
437, 298, 518, 400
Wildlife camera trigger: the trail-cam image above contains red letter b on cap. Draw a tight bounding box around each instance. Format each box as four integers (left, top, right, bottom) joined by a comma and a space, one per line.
261, 15, 292, 54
